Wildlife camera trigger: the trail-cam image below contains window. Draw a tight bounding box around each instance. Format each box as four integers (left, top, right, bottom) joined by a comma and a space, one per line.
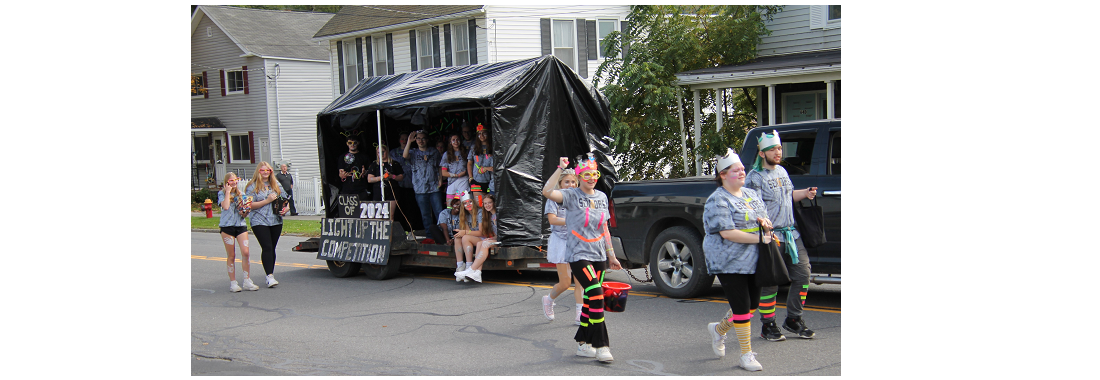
230, 134, 251, 162
828, 5, 841, 20
191, 73, 206, 97
417, 29, 435, 69
193, 135, 211, 161
597, 19, 618, 58
828, 130, 840, 175
343, 39, 359, 89
552, 19, 575, 71
224, 70, 245, 94
775, 131, 817, 176
452, 22, 470, 66
372, 36, 388, 75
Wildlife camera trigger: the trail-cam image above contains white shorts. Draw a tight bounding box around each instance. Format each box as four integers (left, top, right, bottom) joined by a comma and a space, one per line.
546, 233, 569, 264
446, 178, 469, 198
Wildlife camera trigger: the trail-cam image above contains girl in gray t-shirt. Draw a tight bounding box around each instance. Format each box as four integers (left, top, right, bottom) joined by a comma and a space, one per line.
541, 170, 584, 323
217, 172, 259, 292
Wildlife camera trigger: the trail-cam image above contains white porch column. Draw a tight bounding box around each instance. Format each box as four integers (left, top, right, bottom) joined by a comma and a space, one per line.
716, 88, 724, 132
678, 88, 689, 175
693, 89, 702, 176
766, 84, 776, 126
825, 80, 836, 119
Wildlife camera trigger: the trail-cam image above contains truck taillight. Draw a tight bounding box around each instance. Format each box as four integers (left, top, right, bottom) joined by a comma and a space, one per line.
608, 201, 617, 228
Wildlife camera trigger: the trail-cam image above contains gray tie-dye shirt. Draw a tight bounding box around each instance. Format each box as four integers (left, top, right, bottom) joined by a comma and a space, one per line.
745, 166, 800, 242
702, 187, 769, 274
559, 187, 610, 263
246, 182, 286, 226
406, 148, 441, 194
217, 190, 248, 227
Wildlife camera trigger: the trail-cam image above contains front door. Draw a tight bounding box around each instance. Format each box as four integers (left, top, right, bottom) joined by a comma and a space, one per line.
213, 136, 227, 187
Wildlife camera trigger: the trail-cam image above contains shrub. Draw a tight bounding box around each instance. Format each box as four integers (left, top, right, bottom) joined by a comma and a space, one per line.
192, 188, 217, 205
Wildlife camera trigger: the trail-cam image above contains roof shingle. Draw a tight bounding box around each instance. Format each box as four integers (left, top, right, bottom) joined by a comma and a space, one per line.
313, 5, 483, 39
199, 5, 334, 61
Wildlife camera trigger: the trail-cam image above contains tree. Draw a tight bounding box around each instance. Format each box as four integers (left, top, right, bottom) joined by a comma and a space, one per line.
595, 5, 781, 180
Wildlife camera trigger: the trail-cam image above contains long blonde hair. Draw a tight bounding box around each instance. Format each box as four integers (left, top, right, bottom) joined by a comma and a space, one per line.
479, 194, 497, 238
223, 172, 243, 204
247, 161, 281, 195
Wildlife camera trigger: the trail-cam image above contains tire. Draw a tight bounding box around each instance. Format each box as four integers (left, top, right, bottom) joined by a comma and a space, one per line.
363, 257, 402, 280
327, 260, 361, 278
649, 226, 713, 298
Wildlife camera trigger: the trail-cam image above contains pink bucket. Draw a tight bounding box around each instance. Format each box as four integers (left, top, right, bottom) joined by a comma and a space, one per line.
601, 281, 632, 312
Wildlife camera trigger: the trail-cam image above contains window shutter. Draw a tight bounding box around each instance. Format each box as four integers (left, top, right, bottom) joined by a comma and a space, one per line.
336, 42, 345, 93
540, 18, 551, 56
386, 33, 394, 74
468, 19, 478, 65
432, 26, 441, 68
248, 131, 255, 164
225, 132, 231, 164
443, 24, 452, 67
586, 20, 597, 59
621, 21, 630, 60
355, 37, 364, 82
202, 71, 208, 98
219, 69, 226, 96
575, 19, 588, 78
242, 66, 249, 94
366, 37, 374, 77
810, 5, 825, 29
409, 30, 418, 71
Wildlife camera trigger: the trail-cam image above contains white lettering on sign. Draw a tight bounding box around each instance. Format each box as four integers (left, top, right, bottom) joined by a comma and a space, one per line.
358, 202, 392, 219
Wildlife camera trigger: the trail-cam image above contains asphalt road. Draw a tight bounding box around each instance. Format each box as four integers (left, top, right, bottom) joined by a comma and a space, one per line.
191, 231, 841, 375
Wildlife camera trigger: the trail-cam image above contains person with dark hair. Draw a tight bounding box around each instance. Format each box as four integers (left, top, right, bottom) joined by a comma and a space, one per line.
338, 136, 370, 201
366, 143, 404, 202
467, 123, 494, 207
440, 134, 469, 205
542, 154, 621, 364
403, 130, 444, 233
700, 148, 773, 372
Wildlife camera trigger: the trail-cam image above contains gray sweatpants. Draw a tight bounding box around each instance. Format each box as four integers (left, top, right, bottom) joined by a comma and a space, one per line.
759, 237, 811, 323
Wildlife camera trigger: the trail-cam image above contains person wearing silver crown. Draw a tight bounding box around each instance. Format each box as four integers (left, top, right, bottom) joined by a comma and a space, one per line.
701, 148, 774, 372
542, 153, 621, 364
746, 130, 818, 341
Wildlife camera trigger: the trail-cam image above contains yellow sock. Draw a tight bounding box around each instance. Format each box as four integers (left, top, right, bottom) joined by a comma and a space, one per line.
735, 322, 752, 355
716, 309, 734, 335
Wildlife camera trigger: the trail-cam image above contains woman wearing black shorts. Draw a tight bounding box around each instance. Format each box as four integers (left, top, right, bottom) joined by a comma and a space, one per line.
218, 172, 259, 292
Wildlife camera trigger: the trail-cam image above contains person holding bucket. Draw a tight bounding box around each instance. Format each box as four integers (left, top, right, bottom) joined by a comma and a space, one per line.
701, 148, 774, 372
745, 130, 818, 341
542, 154, 621, 364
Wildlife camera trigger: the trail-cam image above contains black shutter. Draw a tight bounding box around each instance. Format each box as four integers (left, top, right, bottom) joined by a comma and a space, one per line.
621, 21, 630, 60
540, 18, 551, 56
443, 24, 452, 67
248, 131, 255, 164
366, 37, 374, 77
219, 70, 226, 96
432, 25, 441, 68
336, 42, 345, 93
468, 19, 478, 65
586, 20, 597, 59
355, 37, 364, 82
575, 19, 588, 78
409, 30, 418, 71
386, 33, 394, 75
242, 66, 249, 94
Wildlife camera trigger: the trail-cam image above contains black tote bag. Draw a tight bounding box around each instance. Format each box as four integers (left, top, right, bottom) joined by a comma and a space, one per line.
754, 231, 791, 288
792, 197, 827, 248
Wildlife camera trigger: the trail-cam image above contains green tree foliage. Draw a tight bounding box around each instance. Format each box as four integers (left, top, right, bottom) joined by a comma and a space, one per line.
595, 5, 781, 180
229, 5, 343, 14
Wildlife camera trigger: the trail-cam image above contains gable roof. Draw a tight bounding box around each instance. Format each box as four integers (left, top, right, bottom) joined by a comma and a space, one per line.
194, 5, 334, 61
313, 5, 484, 40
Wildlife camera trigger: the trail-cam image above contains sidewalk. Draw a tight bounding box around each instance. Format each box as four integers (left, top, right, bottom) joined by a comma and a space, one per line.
190, 211, 322, 221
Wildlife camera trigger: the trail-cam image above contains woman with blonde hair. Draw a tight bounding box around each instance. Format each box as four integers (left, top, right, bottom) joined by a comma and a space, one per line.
457, 194, 499, 283
246, 161, 290, 288
218, 172, 259, 292
451, 191, 482, 282
541, 169, 584, 323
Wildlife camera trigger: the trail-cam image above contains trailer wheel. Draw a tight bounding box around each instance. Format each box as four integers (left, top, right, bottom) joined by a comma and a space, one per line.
649, 226, 713, 298
326, 260, 361, 278
363, 257, 401, 280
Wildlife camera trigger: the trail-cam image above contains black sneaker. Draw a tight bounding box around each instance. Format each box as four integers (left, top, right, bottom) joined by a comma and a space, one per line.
782, 317, 815, 339
759, 321, 786, 341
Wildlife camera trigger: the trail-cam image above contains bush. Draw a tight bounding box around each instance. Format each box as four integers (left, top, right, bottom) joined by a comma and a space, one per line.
192, 188, 217, 205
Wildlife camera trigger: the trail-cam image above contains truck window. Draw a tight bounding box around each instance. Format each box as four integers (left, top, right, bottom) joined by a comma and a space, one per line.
777, 131, 816, 176
828, 130, 840, 175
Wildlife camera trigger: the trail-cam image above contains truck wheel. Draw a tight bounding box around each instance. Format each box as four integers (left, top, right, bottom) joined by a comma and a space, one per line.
327, 260, 361, 278
649, 226, 713, 299
363, 258, 401, 280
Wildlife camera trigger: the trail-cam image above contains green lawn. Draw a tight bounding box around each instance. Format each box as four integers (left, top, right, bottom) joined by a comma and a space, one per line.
192, 216, 322, 237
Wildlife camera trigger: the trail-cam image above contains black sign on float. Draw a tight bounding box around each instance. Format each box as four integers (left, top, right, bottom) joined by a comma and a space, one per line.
317, 201, 395, 265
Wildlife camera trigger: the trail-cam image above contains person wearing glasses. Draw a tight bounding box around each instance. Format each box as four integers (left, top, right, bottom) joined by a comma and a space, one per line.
338, 136, 371, 202
403, 130, 444, 233
542, 154, 621, 364
246, 161, 290, 288
467, 123, 493, 208
218, 172, 258, 292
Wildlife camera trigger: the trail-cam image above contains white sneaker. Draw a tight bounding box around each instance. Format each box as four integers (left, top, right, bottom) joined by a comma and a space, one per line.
241, 278, 260, 291
575, 343, 596, 358
595, 347, 614, 363
455, 265, 466, 282
707, 322, 726, 357
230, 281, 242, 292
465, 269, 482, 283
266, 274, 279, 288
542, 295, 555, 320
739, 352, 762, 371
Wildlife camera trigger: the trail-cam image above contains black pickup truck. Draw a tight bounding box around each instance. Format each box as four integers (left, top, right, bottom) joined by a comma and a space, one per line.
608, 119, 841, 298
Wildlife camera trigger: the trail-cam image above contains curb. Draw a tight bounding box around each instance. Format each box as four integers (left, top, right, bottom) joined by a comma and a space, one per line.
191, 228, 317, 238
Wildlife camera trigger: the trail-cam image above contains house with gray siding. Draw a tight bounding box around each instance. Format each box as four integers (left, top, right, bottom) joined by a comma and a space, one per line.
311, 5, 631, 98
190, 5, 334, 212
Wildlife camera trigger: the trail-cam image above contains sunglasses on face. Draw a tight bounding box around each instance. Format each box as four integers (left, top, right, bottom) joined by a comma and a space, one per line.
580, 172, 600, 180
347, 141, 358, 146
260, 169, 272, 173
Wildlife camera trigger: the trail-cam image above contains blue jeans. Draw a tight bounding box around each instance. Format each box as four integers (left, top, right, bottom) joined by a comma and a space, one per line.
415, 191, 444, 232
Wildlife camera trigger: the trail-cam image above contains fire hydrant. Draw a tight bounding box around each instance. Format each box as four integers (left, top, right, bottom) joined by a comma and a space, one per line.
203, 199, 213, 218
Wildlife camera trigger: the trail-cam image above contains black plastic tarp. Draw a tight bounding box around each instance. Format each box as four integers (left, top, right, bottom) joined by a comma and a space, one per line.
316, 55, 616, 247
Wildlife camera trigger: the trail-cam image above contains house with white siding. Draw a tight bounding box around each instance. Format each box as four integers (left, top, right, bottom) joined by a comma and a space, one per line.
190, 5, 335, 211
310, 5, 632, 97
675, 5, 841, 127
